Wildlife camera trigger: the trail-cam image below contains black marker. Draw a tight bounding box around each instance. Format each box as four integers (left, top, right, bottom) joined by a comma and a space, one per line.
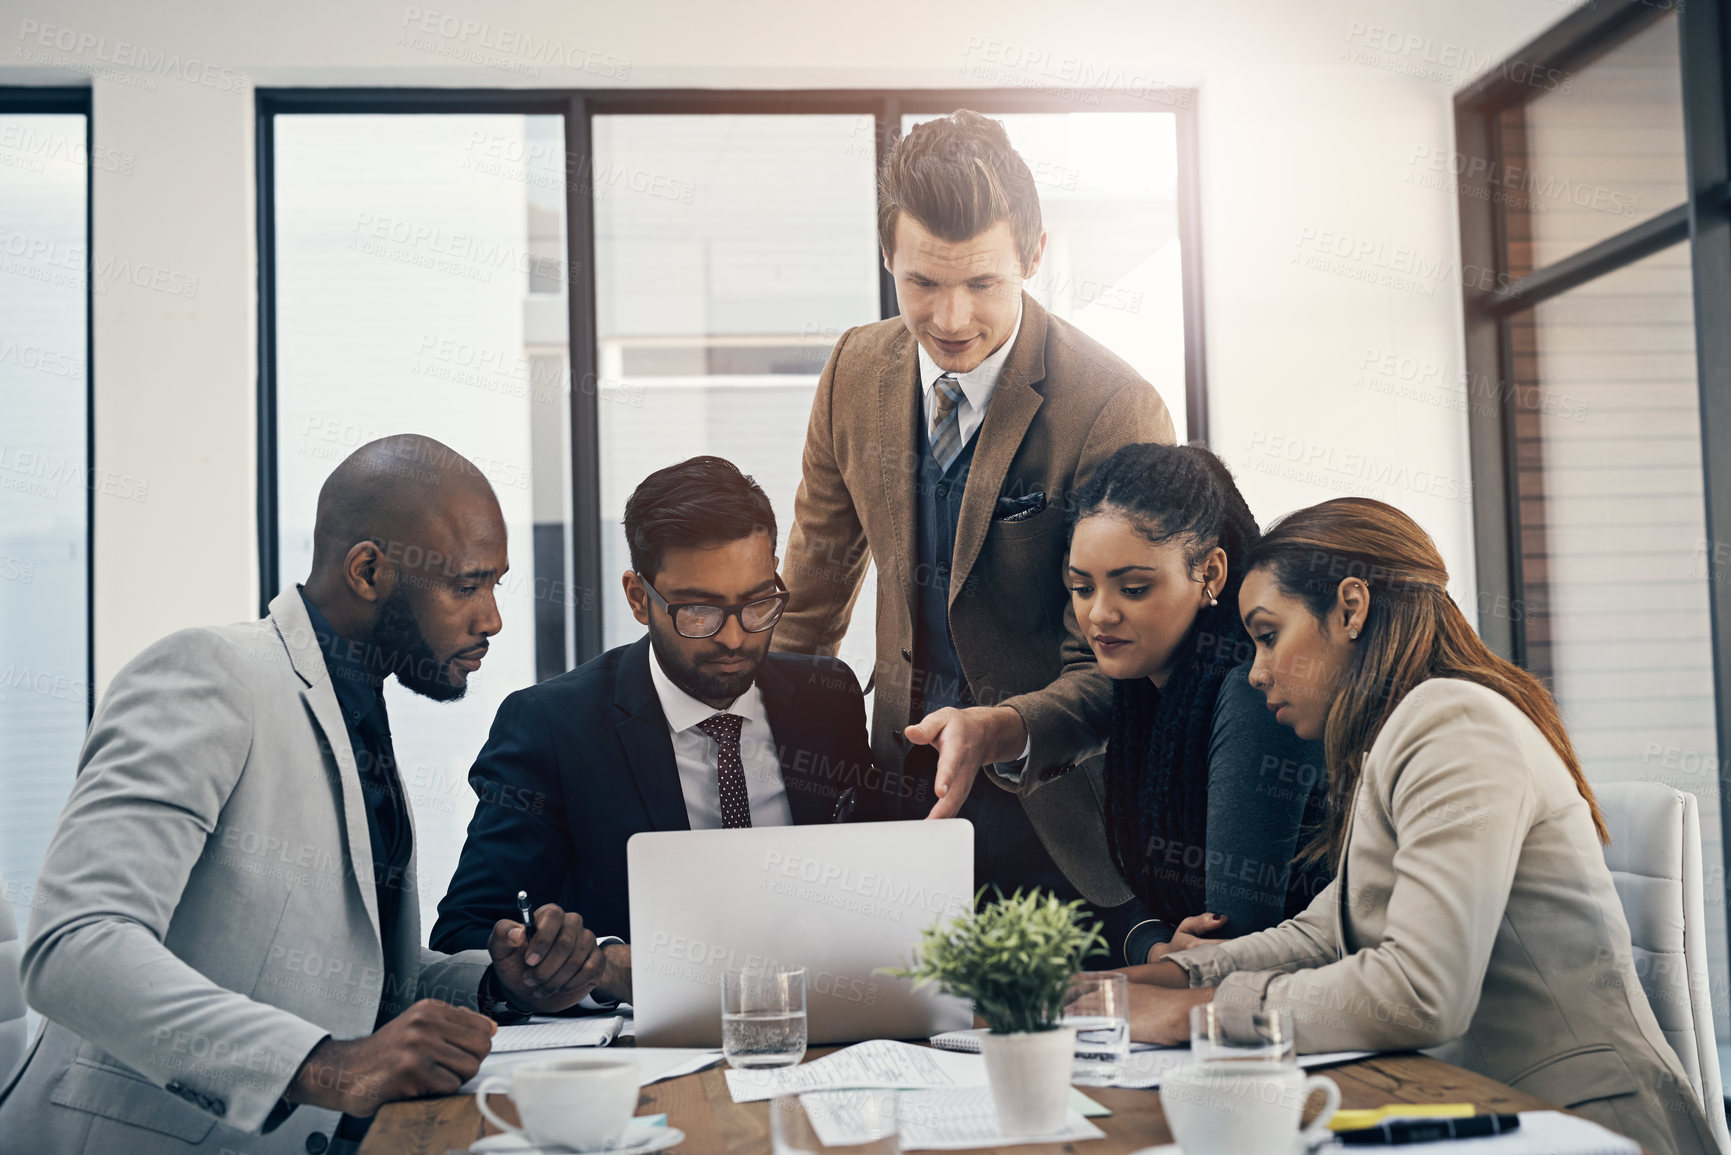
516, 889, 536, 938
1337, 1114, 1521, 1146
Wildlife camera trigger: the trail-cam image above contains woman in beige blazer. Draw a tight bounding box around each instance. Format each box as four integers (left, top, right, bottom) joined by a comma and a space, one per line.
1123, 497, 1717, 1155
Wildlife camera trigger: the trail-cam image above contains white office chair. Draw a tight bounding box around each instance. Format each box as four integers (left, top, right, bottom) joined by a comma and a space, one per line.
1597, 780, 1731, 1153
0, 873, 25, 1088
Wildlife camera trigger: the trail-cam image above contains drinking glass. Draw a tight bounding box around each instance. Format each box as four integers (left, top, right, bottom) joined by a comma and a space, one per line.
1063, 971, 1130, 1085
722, 966, 808, 1069
1190, 1002, 1296, 1065
772, 1090, 900, 1155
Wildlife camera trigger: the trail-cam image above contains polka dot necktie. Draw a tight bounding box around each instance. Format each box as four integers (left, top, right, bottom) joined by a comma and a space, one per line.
930, 374, 965, 473
695, 712, 752, 829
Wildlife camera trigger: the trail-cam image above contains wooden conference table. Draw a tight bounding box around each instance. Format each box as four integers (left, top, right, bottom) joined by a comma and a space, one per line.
358, 1046, 1569, 1155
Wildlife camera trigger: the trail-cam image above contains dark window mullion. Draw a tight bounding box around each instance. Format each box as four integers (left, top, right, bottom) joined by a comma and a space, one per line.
565, 96, 604, 665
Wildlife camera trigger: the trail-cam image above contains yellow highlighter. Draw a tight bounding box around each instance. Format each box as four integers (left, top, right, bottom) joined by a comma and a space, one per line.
1329, 1104, 1477, 1131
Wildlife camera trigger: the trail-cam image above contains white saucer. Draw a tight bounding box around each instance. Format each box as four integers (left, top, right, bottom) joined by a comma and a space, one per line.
470, 1122, 686, 1154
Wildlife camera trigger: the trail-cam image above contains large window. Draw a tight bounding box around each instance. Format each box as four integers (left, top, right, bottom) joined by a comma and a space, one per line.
1457, 0, 1731, 1082
0, 91, 90, 951
260, 89, 1203, 929
267, 109, 574, 934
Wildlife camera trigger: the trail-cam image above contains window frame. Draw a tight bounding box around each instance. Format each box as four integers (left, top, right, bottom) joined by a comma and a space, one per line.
0, 85, 95, 717
255, 86, 1205, 665
1456, 0, 1731, 995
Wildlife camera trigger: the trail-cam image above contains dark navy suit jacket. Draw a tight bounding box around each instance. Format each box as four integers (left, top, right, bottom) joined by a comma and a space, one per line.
431, 637, 900, 951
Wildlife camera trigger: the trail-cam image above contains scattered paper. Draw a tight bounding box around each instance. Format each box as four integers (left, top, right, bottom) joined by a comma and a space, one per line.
1114, 1045, 1374, 1089
633, 1048, 727, 1086
799, 1087, 1106, 1151
726, 1039, 988, 1103
491, 1015, 625, 1053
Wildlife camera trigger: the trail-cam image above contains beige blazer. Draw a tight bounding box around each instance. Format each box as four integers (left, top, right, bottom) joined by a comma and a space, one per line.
1170, 679, 1716, 1155
775, 294, 1174, 903
0, 591, 493, 1155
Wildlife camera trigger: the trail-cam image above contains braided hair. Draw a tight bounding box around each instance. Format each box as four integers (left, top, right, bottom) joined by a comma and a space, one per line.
1071, 443, 1261, 923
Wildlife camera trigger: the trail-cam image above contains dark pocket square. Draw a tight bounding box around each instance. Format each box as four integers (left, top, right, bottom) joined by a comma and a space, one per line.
993, 491, 1047, 522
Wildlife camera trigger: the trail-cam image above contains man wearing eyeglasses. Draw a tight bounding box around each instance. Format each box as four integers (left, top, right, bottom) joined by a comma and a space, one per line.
431, 456, 892, 1003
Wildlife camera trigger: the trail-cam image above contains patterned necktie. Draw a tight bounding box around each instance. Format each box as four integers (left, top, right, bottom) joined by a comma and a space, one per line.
929, 374, 965, 472
694, 712, 752, 829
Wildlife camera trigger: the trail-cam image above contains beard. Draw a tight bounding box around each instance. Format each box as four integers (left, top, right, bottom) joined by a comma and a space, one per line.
372, 584, 467, 702
647, 618, 769, 706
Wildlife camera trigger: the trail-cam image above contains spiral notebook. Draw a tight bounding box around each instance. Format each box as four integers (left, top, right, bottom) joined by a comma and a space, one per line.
491, 1014, 627, 1053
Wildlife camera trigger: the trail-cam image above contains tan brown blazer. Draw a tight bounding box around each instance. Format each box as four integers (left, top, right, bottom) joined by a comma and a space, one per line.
1171, 679, 1717, 1155
775, 294, 1175, 903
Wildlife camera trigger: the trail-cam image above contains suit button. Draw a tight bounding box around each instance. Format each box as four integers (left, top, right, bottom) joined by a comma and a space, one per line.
936, 482, 950, 499
306, 1133, 329, 1154
900, 648, 912, 662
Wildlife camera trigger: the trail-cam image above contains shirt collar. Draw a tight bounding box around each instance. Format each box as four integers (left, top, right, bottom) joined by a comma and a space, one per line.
298, 586, 386, 728
647, 641, 768, 735
916, 301, 1024, 413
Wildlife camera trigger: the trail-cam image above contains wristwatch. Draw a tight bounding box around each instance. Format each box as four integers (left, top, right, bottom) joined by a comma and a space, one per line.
477, 965, 534, 1025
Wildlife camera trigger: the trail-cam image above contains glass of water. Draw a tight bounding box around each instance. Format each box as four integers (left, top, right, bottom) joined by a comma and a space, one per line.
722, 966, 807, 1069
772, 1090, 900, 1155
1191, 1002, 1296, 1065
1063, 971, 1130, 1085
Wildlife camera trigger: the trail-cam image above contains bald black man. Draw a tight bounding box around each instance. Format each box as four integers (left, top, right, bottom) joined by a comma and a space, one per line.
0, 436, 607, 1155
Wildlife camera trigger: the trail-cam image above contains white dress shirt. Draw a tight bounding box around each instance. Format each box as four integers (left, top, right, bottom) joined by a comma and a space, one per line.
648, 645, 792, 829
915, 304, 1023, 450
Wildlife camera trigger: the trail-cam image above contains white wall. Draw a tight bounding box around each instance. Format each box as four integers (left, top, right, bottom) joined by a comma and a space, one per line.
0, 0, 1572, 684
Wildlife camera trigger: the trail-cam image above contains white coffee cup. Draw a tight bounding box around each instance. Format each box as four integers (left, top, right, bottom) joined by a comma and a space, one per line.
1160, 1061, 1340, 1155
476, 1054, 640, 1152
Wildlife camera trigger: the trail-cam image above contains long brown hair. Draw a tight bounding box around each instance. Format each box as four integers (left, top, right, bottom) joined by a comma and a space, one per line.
1246, 498, 1607, 867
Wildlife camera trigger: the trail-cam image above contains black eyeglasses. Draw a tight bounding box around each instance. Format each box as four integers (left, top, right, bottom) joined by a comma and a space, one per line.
640, 575, 790, 639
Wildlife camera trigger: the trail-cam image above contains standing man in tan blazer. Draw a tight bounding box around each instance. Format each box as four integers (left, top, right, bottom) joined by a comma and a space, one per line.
775, 111, 1175, 934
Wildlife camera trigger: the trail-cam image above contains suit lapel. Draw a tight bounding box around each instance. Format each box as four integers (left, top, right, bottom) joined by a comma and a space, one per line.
876, 331, 922, 623
267, 590, 382, 945
758, 658, 830, 825
614, 638, 691, 832
951, 295, 1049, 602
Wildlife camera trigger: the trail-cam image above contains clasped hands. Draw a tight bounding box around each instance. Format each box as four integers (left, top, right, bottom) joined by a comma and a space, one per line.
905, 704, 1027, 819
1118, 913, 1234, 1044
287, 902, 628, 1117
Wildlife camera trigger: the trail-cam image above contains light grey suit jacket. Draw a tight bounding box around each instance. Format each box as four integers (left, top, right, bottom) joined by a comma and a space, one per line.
1171, 679, 1717, 1155
0, 873, 23, 1088
0, 591, 493, 1154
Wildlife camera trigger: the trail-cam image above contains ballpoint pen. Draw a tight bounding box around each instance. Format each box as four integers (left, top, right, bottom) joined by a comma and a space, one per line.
517, 889, 536, 938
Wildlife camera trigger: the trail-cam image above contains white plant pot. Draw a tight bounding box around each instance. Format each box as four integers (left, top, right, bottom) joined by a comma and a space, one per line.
978, 1026, 1077, 1136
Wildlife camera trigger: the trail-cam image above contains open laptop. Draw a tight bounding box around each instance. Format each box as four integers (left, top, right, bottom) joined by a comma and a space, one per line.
627, 818, 975, 1047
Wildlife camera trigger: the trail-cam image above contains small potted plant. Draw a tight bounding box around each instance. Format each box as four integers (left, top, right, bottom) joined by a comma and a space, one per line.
884, 888, 1106, 1136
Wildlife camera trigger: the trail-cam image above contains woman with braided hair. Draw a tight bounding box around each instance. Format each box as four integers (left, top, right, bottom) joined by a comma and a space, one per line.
1061, 442, 1332, 966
